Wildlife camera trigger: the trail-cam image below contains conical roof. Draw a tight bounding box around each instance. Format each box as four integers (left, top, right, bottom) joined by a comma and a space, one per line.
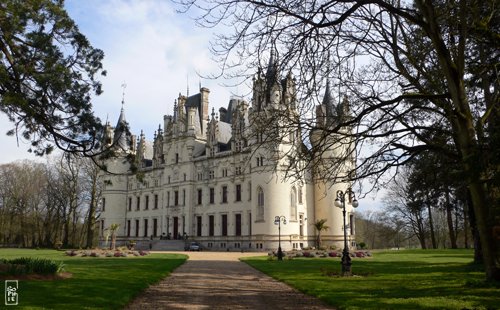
322, 80, 336, 117
113, 107, 131, 151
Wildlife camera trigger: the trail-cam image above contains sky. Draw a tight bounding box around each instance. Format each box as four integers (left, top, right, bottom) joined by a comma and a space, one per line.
0, 0, 381, 212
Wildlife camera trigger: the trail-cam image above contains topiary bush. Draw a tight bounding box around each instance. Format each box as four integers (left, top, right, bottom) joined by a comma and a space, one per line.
1, 257, 64, 275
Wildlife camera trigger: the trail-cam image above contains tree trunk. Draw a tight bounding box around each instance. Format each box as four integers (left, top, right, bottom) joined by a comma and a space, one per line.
86, 201, 96, 249
427, 202, 437, 249
464, 201, 469, 248
445, 190, 457, 248
416, 215, 427, 249
469, 197, 483, 263
417, 0, 499, 280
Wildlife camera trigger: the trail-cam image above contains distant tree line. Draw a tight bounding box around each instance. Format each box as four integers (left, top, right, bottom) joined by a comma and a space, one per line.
0, 155, 102, 249
356, 151, 477, 257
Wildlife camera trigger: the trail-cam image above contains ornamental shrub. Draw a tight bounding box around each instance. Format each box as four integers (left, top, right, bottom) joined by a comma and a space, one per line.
4, 257, 64, 274
328, 252, 339, 257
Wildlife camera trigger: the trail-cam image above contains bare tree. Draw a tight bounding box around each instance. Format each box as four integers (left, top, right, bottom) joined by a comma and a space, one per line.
355, 211, 402, 249
81, 157, 103, 248
383, 167, 429, 249
176, 0, 499, 280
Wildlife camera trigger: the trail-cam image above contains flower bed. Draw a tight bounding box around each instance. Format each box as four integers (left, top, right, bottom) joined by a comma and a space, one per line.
268, 250, 372, 259
65, 249, 150, 258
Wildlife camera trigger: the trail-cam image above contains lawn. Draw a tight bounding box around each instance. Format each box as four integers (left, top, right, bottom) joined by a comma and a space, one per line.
0, 248, 186, 309
242, 249, 499, 310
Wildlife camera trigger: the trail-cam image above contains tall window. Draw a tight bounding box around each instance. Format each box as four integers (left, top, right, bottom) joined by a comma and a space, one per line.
145, 195, 149, 210
299, 214, 304, 236
153, 218, 158, 237
136, 197, 140, 211
257, 187, 264, 221
248, 213, 252, 236
183, 189, 186, 205
128, 197, 132, 211
175, 153, 179, 163
256, 156, 264, 166
235, 214, 241, 236
174, 191, 179, 206
197, 189, 202, 205
209, 188, 215, 204
209, 215, 214, 236
127, 220, 131, 237
102, 198, 106, 212
298, 186, 303, 204
197, 216, 202, 236
154, 194, 158, 209
167, 192, 170, 207
222, 186, 228, 203
290, 187, 297, 221
248, 182, 252, 201
135, 219, 139, 237
236, 184, 241, 202
221, 214, 228, 236
144, 219, 148, 237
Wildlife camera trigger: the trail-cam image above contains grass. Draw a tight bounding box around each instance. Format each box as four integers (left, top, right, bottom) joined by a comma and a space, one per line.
242, 249, 500, 310
0, 248, 186, 309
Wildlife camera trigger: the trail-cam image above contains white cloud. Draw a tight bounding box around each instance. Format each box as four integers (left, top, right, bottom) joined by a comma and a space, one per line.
70, 0, 233, 135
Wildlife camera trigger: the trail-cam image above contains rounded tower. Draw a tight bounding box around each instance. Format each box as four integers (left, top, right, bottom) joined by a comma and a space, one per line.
310, 81, 357, 250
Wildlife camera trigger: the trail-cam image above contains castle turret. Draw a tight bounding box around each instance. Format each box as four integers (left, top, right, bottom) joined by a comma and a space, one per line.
113, 107, 132, 153
311, 81, 357, 249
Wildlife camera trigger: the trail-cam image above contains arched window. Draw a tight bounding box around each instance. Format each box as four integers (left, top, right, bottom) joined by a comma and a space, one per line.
290, 187, 297, 221
257, 187, 264, 221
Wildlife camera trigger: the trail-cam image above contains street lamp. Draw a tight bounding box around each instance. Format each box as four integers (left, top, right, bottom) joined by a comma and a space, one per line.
334, 188, 359, 276
274, 215, 287, 260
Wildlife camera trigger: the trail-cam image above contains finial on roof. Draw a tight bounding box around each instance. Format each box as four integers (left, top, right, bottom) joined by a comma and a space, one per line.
121, 82, 127, 108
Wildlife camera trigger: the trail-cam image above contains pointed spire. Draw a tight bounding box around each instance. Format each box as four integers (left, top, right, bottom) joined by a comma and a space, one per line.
265, 47, 277, 82
113, 102, 130, 152
173, 100, 178, 121
322, 79, 335, 116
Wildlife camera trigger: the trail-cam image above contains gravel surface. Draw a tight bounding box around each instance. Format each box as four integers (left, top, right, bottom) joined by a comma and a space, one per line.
125, 251, 335, 309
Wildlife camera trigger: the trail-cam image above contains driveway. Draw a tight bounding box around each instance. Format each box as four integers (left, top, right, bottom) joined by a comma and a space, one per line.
125, 251, 334, 309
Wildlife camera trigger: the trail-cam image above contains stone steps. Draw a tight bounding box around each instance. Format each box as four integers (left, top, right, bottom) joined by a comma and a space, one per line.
133, 240, 187, 251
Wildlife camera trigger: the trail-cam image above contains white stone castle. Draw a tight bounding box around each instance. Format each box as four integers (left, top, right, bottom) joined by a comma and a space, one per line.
99, 54, 357, 251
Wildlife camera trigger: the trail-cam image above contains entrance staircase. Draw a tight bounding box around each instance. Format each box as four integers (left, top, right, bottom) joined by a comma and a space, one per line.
133, 239, 187, 251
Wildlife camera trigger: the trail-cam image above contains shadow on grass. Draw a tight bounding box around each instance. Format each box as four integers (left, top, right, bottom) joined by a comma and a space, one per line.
11, 255, 186, 309
244, 253, 499, 310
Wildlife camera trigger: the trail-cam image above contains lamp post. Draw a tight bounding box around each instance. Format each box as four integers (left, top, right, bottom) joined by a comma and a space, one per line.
274, 215, 287, 260
334, 188, 359, 276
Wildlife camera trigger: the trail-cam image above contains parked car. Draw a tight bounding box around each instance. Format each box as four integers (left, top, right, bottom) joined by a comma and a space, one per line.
187, 242, 201, 251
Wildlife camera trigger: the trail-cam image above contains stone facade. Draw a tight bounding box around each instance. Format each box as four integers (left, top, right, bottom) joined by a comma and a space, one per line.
99, 59, 357, 251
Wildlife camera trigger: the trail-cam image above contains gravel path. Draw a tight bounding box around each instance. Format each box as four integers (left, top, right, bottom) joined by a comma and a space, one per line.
125, 252, 335, 309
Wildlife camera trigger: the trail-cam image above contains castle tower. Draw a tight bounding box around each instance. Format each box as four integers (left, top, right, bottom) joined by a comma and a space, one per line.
99, 104, 135, 238
311, 81, 357, 249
